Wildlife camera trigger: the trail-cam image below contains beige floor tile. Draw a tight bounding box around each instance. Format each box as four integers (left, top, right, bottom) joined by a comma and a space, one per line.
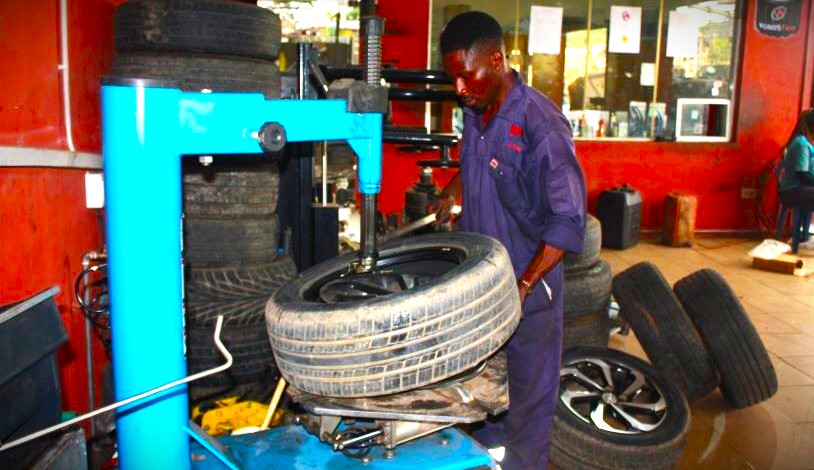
743, 308, 800, 335
680, 418, 754, 470
782, 356, 814, 379
760, 333, 814, 358
771, 355, 814, 386
767, 386, 814, 423
722, 422, 814, 470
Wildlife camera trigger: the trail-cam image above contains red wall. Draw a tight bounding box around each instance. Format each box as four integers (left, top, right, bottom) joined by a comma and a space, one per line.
0, 0, 114, 415
376, 0, 457, 217
378, 0, 813, 231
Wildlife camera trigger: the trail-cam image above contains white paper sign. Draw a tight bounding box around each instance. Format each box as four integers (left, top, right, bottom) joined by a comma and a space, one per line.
608, 6, 642, 54
666, 10, 700, 58
640, 63, 655, 87
528, 6, 563, 55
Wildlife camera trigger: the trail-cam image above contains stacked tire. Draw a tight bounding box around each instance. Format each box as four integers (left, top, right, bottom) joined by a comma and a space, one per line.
563, 215, 612, 349
111, 1, 292, 392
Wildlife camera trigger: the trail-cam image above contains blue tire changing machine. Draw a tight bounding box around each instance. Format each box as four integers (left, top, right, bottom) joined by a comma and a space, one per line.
100, 68, 497, 469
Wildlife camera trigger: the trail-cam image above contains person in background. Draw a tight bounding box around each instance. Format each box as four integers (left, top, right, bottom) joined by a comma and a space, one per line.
779, 109, 814, 210
434, 11, 586, 470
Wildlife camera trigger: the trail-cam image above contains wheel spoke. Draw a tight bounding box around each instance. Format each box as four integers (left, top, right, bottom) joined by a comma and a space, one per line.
589, 402, 620, 433
562, 366, 609, 393
592, 359, 615, 389
610, 403, 660, 432
617, 396, 666, 413
561, 389, 601, 407
620, 368, 647, 398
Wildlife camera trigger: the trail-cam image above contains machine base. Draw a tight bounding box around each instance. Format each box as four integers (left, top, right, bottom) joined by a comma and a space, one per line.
190, 425, 494, 470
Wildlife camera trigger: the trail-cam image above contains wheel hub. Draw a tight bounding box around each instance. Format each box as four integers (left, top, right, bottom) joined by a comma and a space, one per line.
601, 392, 617, 405
306, 247, 465, 303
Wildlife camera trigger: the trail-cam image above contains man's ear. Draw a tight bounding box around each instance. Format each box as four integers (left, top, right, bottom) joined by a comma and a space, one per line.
490, 50, 505, 71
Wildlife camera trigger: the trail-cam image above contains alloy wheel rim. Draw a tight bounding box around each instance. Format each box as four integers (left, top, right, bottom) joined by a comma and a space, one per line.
559, 356, 668, 435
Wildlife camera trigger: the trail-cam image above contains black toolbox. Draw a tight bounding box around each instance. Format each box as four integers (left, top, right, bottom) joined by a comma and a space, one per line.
0, 287, 68, 470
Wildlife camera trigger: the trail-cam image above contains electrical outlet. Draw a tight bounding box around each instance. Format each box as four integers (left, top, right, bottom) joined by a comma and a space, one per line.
741, 187, 756, 199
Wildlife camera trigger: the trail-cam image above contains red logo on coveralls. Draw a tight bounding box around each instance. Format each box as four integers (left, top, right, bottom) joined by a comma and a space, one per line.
510, 124, 523, 136
489, 158, 499, 169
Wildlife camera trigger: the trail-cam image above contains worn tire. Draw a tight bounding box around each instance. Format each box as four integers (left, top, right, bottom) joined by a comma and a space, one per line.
674, 269, 778, 408
111, 53, 281, 98
186, 321, 275, 388
266, 233, 522, 397
186, 256, 297, 303
563, 311, 610, 350
183, 216, 279, 268
184, 162, 280, 218
613, 262, 718, 402
115, 0, 281, 60
565, 214, 601, 273
551, 347, 690, 470
565, 259, 612, 320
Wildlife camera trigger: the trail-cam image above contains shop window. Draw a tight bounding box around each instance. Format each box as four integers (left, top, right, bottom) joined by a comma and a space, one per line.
430, 0, 741, 142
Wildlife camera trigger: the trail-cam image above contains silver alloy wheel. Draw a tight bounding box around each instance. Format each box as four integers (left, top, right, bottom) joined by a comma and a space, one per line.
559, 356, 668, 435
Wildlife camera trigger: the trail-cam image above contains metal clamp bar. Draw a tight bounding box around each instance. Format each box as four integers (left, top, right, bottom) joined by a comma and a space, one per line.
0, 316, 233, 453
388, 88, 457, 102
321, 66, 451, 85
382, 130, 459, 147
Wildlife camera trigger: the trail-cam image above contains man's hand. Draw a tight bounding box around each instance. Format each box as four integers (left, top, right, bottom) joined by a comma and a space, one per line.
427, 194, 458, 226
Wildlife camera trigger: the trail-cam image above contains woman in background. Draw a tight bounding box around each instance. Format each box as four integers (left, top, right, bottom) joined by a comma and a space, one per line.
779, 109, 814, 210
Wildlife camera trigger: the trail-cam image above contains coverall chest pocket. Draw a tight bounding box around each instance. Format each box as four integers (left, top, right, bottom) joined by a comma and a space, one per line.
488, 156, 530, 209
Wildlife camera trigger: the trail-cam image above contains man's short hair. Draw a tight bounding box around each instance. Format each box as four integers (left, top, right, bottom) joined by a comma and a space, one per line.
440, 11, 503, 55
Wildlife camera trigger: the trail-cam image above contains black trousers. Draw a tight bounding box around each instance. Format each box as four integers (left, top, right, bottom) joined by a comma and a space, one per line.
780, 185, 814, 212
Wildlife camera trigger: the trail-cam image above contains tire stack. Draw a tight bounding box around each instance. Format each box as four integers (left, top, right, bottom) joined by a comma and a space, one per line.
563, 214, 612, 349
111, 1, 293, 392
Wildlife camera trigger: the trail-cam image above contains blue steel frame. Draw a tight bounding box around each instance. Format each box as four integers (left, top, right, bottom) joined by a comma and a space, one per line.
101, 83, 382, 470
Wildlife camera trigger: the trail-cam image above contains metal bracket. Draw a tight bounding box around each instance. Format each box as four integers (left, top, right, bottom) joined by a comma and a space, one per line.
328, 82, 389, 114
185, 421, 241, 470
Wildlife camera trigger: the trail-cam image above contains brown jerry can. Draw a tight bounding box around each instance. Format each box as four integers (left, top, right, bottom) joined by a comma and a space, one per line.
662, 193, 698, 247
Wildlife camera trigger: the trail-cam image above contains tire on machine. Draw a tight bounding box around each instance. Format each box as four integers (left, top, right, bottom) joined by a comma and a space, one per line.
266, 233, 522, 397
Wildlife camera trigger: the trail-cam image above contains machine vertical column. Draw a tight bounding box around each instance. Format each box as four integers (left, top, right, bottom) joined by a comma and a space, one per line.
102, 84, 190, 470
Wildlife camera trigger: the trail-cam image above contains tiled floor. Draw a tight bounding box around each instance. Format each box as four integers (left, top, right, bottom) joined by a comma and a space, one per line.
601, 238, 814, 470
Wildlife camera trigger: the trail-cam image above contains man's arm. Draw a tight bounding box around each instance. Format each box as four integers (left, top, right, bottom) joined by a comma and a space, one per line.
517, 242, 564, 304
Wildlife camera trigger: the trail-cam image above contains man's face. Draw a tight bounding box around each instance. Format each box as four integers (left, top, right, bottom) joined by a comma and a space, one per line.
443, 46, 502, 114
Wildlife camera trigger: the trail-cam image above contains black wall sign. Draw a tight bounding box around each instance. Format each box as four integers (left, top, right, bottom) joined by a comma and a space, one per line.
756, 0, 801, 38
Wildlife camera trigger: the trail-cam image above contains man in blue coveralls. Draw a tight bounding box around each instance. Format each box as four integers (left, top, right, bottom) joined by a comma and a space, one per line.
435, 11, 586, 469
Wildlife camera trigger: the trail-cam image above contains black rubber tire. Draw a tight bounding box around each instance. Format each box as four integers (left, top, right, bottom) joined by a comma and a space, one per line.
186, 321, 275, 388
612, 262, 718, 402
674, 269, 778, 408
266, 233, 522, 397
565, 259, 612, 320
551, 347, 690, 470
184, 162, 280, 218
186, 256, 298, 303
565, 214, 601, 273
563, 311, 610, 350
183, 216, 279, 268
115, 0, 281, 60
111, 53, 281, 98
